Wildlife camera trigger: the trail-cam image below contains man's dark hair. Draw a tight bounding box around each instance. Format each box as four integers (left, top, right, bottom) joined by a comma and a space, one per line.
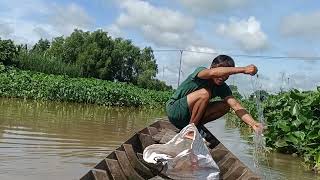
210, 55, 235, 68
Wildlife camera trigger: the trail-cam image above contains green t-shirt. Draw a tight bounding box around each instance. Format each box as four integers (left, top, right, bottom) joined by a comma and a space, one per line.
170, 67, 232, 100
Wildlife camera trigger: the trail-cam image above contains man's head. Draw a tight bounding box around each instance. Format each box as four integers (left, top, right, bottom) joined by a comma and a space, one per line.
210, 55, 235, 85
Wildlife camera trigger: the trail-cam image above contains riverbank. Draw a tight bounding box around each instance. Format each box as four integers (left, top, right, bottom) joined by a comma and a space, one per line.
0, 64, 172, 107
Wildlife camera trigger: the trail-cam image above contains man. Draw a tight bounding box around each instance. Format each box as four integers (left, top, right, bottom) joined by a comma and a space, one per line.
166, 55, 263, 134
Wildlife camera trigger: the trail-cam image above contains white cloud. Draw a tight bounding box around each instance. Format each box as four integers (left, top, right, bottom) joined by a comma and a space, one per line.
0, 22, 14, 38
33, 26, 52, 40
0, 1, 93, 44
0, 19, 55, 45
105, 24, 122, 38
289, 73, 320, 91
114, 0, 199, 48
0, 0, 49, 18
178, 0, 250, 14
48, 3, 93, 35
182, 46, 217, 71
280, 11, 320, 39
217, 16, 268, 52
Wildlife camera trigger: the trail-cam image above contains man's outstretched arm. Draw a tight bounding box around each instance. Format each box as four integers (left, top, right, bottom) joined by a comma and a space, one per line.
225, 96, 263, 133
197, 64, 257, 79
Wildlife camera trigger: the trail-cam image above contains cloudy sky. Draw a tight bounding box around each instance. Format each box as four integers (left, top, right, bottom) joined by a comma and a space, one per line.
1, 0, 319, 95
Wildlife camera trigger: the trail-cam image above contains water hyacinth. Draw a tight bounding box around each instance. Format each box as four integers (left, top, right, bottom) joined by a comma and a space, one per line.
227, 88, 320, 172
0, 65, 172, 107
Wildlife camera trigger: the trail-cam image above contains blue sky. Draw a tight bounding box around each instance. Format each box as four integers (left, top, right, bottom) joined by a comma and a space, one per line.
0, 0, 319, 95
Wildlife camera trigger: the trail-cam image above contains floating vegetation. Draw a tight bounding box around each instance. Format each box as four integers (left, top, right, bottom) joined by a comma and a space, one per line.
0, 64, 172, 107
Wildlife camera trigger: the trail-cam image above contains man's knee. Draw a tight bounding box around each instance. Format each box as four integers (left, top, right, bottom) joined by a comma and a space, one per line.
198, 88, 211, 101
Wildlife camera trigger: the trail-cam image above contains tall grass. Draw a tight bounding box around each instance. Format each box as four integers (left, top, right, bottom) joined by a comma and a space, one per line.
18, 52, 82, 78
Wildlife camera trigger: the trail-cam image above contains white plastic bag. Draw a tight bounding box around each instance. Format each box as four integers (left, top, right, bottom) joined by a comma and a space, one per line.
143, 123, 220, 180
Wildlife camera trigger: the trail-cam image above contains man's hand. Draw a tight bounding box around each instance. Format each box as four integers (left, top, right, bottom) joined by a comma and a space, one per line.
252, 122, 264, 134
185, 131, 194, 140
244, 64, 258, 76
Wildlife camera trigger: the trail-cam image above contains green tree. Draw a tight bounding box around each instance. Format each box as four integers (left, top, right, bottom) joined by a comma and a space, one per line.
111, 38, 140, 82
47, 36, 65, 60
63, 29, 88, 63
16, 44, 28, 54
77, 29, 114, 79
0, 38, 18, 66
229, 85, 243, 100
7, 29, 172, 91
31, 38, 50, 54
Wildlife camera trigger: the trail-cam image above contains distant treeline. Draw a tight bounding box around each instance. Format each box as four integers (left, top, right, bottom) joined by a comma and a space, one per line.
0, 29, 172, 91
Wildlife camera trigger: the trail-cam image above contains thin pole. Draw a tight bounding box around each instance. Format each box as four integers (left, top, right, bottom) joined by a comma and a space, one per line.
178, 50, 183, 87
162, 65, 164, 79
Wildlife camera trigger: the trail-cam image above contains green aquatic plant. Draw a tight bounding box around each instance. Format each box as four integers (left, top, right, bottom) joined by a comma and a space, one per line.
226, 88, 320, 171
0, 67, 172, 107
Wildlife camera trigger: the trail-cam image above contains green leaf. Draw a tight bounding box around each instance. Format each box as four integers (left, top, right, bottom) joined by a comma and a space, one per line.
308, 131, 319, 140
292, 119, 302, 127
292, 131, 305, 140
297, 114, 307, 124
316, 154, 320, 165
289, 89, 305, 100
285, 134, 299, 145
277, 120, 290, 132
275, 139, 288, 148
291, 103, 299, 116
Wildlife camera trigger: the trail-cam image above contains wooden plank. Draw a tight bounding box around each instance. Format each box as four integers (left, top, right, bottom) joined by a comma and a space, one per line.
123, 134, 143, 153
222, 161, 245, 180
149, 120, 179, 132
115, 150, 144, 180
140, 127, 151, 135
210, 147, 229, 162
148, 175, 166, 180
152, 129, 167, 142
152, 128, 177, 143
159, 130, 177, 144
91, 169, 110, 180
139, 126, 158, 136
105, 159, 127, 180
236, 170, 261, 180
95, 159, 108, 170
80, 171, 94, 180
147, 127, 159, 136
218, 153, 237, 175
158, 121, 179, 131
123, 144, 154, 179
139, 133, 156, 150
148, 175, 171, 180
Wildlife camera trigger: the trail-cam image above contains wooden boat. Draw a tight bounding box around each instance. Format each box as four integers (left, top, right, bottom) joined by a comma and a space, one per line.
80, 119, 260, 180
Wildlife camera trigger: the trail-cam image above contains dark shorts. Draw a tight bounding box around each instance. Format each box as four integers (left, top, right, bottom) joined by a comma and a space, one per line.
166, 97, 190, 129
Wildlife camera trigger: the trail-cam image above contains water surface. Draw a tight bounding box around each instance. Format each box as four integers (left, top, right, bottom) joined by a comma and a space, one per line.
0, 97, 318, 180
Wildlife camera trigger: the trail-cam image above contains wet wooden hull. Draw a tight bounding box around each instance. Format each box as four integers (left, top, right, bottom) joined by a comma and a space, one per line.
80, 119, 260, 180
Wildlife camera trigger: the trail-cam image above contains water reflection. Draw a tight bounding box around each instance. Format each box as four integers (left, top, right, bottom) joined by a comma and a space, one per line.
0, 97, 165, 180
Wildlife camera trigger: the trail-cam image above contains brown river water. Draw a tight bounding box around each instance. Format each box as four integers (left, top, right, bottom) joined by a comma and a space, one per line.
0, 97, 319, 180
